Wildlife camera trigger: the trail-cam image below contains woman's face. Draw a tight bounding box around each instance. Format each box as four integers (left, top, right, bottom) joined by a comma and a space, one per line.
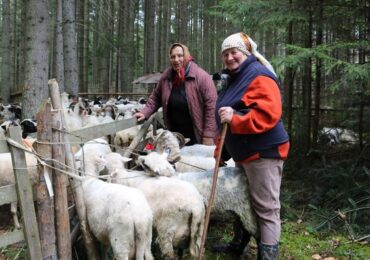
170, 46, 185, 71
222, 48, 247, 72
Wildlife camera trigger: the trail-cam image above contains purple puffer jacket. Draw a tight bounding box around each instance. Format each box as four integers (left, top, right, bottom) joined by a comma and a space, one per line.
141, 62, 218, 143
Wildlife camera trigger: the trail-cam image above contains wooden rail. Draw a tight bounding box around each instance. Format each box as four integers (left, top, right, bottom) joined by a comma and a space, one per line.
78, 92, 150, 97
0, 126, 42, 259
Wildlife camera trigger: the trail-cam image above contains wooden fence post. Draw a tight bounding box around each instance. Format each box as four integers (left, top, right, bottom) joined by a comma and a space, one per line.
35, 102, 58, 259
48, 79, 100, 259
123, 114, 155, 158
8, 126, 42, 259
51, 108, 72, 259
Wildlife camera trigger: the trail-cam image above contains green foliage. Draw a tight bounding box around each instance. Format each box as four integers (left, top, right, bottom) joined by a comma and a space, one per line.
0, 244, 27, 259
213, 0, 306, 32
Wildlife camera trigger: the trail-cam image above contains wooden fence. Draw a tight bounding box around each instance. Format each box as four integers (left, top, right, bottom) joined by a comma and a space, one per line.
0, 126, 42, 259
0, 89, 163, 259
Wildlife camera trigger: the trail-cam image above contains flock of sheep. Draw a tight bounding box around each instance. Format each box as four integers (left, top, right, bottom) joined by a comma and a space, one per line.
0, 94, 258, 259
1, 93, 358, 259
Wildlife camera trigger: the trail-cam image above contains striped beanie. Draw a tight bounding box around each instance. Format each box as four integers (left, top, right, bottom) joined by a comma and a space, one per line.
221, 32, 277, 76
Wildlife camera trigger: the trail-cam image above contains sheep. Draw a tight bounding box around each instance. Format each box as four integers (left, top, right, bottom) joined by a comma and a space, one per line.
151, 130, 235, 172
174, 167, 258, 241
104, 152, 205, 259
318, 127, 358, 145
0, 104, 22, 121
77, 143, 154, 260
137, 151, 258, 254
0, 151, 38, 229
136, 150, 176, 177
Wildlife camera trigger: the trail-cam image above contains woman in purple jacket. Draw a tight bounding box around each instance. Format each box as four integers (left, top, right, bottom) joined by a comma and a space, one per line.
135, 43, 217, 145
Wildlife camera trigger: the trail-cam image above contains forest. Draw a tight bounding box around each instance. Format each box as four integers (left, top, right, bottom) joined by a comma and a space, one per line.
0, 0, 369, 259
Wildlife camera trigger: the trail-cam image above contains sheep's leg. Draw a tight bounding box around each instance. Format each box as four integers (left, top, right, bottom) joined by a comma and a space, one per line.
157, 234, 177, 260
10, 202, 21, 229
188, 210, 204, 259
134, 223, 153, 260
109, 229, 131, 260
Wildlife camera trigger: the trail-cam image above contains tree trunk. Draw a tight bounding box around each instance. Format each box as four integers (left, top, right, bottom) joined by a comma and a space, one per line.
97, 0, 112, 93
22, 0, 49, 119
52, 0, 65, 92
312, 0, 323, 146
1, 0, 11, 104
62, 0, 79, 95
117, 0, 135, 92
12, 0, 18, 94
144, 0, 156, 73
18, 0, 27, 90
77, 0, 88, 93
303, 9, 313, 150
284, 0, 294, 137
202, 0, 211, 71
178, 0, 188, 43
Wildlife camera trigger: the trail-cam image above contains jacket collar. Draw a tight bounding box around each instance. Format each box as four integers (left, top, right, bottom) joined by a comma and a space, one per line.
165, 62, 195, 80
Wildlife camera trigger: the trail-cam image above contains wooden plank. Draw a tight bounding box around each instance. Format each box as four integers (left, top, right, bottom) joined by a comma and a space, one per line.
8, 126, 42, 260
51, 107, 72, 259
0, 184, 17, 205
0, 229, 25, 248
123, 114, 155, 158
78, 92, 150, 96
68, 117, 137, 143
0, 139, 10, 153
35, 102, 58, 259
49, 79, 100, 259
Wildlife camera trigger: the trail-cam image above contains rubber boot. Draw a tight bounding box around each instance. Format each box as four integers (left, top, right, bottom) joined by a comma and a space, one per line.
259, 243, 278, 260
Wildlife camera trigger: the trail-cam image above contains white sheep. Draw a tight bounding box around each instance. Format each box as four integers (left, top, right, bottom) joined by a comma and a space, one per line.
113, 125, 141, 148
149, 130, 235, 172
104, 152, 205, 259
136, 151, 259, 253
136, 150, 175, 177
77, 145, 154, 260
0, 152, 38, 229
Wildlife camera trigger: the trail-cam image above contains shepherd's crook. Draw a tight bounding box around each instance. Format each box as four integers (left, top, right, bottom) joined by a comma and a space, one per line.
198, 123, 228, 260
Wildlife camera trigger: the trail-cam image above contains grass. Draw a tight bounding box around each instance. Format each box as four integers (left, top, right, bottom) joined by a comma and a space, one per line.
1, 220, 369, 259
280, 221, 370, 259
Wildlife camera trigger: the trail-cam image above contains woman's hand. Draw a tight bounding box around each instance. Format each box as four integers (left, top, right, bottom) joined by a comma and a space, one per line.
134, 112, 146, 122
218, 107, 233, 124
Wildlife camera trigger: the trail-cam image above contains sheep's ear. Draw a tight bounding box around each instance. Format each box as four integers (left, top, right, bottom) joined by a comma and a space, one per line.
184, 138, 191, 145
173, 132, 186, 147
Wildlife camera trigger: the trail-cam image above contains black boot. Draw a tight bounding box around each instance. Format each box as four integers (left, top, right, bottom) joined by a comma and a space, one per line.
259, 243, 278, 260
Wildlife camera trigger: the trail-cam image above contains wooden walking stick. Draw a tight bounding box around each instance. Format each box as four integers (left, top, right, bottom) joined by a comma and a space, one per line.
198, 123, 228, 260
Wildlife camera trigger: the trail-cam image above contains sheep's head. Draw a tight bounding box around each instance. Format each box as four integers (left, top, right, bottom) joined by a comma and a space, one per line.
153, 130, 183, 163
104, 152, 131, 174
136, 151, 175, 177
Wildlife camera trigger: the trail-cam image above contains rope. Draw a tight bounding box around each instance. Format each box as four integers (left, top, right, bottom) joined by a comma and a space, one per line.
6, 136, 150, 182
52, 127, 146, 157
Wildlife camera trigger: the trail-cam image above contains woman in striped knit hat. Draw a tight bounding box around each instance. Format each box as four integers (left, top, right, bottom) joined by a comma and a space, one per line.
214, 32, 290, 259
